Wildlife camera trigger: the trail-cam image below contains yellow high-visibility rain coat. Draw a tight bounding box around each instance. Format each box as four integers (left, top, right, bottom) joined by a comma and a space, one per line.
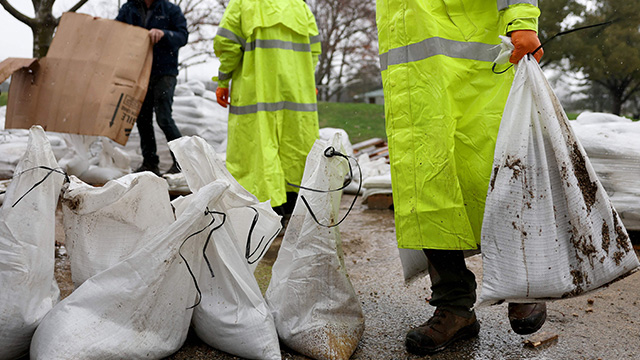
376, 0, 540, 250
214, 0, 321, 207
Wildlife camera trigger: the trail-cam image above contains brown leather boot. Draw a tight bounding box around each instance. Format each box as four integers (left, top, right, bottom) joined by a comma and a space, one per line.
508, 302, 547, 335
405, 308, 480, 355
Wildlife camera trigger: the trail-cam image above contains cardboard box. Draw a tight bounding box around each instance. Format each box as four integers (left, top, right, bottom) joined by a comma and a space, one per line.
0, 12, 152, 145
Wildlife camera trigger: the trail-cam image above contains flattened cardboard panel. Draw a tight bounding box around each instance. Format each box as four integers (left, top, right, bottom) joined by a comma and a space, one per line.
0, 58, 38, 84
5, 12, 152, 145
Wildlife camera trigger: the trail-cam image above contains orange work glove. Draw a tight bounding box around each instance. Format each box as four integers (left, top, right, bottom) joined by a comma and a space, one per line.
216, 87, 229, 108
509, 30, 544, 64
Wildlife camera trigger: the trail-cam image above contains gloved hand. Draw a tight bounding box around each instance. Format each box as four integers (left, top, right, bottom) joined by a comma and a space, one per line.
216, 87, 229, 108
509, 30, 543, 64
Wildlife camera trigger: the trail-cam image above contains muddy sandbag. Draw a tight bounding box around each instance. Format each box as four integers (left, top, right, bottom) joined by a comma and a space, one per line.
266, 134, 365, 360
170, 136, 281, 359
30, 181, 229, 359
0, 126, 66, 359
62, 173, 175, 288
479, 55, 640, 305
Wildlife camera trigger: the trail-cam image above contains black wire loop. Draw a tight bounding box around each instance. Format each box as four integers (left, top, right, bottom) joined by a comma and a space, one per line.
287, 146, 362, 228
245, 206, 281, 264
179, 207, 226, 309
11, 166, 69, 207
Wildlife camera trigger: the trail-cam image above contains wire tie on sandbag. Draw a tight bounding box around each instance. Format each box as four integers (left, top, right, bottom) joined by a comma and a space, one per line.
179, 207, 226, 309
11, 166, 69, 207
201, 209, 226, 279
492, 21, 614, 75
287, 146, 363, 228
245, 206, 281, 264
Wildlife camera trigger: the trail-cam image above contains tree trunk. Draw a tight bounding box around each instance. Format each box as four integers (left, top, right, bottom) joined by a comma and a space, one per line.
610, 93, 623, 115
32, 15, 58, 58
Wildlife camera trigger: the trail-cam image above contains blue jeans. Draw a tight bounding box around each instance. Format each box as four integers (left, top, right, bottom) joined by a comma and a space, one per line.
136, 75, 182, 166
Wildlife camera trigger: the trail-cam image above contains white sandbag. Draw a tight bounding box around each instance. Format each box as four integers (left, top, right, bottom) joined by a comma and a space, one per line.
62, 173, 175, 288
30, 181, 229, 360
189, 202, 281, 360
0, 126, 66, 359
479, 55, 640, 306
266, 134, 365, 360
170, 136, 281, 359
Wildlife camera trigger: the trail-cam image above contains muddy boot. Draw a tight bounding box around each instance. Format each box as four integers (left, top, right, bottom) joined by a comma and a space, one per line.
508, 302, 547, 335
405, 308, 480, 355
134, 162, 160, 177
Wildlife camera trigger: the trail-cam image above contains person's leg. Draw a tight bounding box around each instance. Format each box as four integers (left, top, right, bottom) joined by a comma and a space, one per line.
424, 249, 477, 316
135, 77, 160, 174
153, 75, 182, 143
153, 75, 182, 173
405, 249, 479, 355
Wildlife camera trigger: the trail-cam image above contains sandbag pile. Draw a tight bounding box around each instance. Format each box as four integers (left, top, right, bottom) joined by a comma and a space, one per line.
30, 181, 228, 359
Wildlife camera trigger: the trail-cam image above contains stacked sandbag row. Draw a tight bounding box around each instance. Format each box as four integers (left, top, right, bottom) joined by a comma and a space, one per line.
1, 128, 364, 360
570, 112, 640, 230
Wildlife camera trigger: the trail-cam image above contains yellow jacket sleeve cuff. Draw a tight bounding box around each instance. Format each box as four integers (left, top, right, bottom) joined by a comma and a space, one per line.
499, 4, 540, 35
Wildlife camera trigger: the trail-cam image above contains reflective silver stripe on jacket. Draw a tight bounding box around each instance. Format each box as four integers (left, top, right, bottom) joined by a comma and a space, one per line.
218, 71, 231, 81
216, 27, 246, 49
230, 101, 317, 115
310, 34, 322, 44
379, 37, 501, 71
245, 39, 311, 52
497, 0, 538, 11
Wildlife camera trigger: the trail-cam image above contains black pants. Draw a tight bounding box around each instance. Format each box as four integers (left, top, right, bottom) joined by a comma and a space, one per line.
137, 75, 182, 166
423, 249, 477, 318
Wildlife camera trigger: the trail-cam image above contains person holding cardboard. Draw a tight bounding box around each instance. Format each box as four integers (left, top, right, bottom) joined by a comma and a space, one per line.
213, 0, 321, 216
376, 0, 546, 355
116, 0, 188, 176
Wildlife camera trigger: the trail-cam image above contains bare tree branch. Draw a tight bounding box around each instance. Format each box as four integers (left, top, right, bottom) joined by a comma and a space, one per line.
0, 0, 35, 27
67, 0, 90, 13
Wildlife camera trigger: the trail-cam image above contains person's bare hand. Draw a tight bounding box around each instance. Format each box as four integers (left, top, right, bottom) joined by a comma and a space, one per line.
149, 29, 165, 44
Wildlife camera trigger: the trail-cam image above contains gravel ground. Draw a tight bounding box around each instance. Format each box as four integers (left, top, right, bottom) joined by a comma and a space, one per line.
53, 194, 640, 359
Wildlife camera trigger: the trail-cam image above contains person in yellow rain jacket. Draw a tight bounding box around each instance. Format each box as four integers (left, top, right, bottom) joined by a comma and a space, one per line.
377, 0, 546, 355
213, 0, 321, 215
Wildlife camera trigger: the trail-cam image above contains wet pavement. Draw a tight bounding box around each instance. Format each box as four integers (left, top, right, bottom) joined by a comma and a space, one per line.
54, 194, 640, 359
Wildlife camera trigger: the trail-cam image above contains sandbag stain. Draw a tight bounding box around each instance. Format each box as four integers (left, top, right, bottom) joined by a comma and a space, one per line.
570, 142, 597, 212
569, 224, 598, 268
601, 222, 610, 254
490, 166, 499, 191
505, 156, 522, 181
611, 208, 630, 253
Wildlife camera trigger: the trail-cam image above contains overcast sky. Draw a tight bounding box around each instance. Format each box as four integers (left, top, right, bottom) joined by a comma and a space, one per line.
0, 0, 219, 82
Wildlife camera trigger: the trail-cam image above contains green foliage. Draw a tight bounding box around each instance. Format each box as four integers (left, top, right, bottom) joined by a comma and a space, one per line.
0, 92, 7, 107
317, 101, 386, 144
561, 0, 640, 114
538, 0, 586, 67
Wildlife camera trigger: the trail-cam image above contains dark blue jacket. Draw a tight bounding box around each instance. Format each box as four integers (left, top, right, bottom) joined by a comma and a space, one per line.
116, 0, 188, 77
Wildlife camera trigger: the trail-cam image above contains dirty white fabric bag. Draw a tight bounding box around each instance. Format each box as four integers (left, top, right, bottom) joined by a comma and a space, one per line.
479, 55, 640, 305
30, 180, 229, 359
266, 134, 365, 360
169, 136, 281, 359
0, 126, 66, 359
169, 135, 281, 271
62, 172, 175, 288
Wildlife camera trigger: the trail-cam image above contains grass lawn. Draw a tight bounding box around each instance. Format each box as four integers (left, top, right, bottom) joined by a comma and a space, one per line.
317, 101, 386, 144
0, 92, 7, 107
